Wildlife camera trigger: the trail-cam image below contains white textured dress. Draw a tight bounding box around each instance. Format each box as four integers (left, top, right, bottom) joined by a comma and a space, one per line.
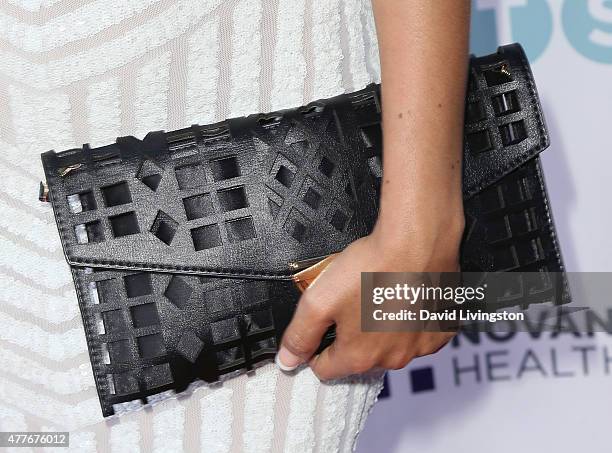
0, 0, 383, 452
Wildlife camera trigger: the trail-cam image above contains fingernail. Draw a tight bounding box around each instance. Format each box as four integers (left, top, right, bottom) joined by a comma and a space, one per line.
275, 347, 302, 371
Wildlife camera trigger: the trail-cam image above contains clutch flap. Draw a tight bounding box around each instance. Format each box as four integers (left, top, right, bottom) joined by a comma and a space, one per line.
41, 43, 549, 279
462, 43, 550, 197
41, 106, 382, 279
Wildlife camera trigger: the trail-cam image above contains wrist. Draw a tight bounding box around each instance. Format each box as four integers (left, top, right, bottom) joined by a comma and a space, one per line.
370, 202, 465, 270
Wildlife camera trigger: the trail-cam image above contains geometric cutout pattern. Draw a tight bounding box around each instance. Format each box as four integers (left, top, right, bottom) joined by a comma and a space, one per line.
268, 198, 281, 218
183, 193, 214, 220
95, 279, 117, 304
226, 216, 257, 243
467, 129, 494, 154
217, 186, 249, 212
492, 91, 520, 117
499, 120, 527, 146
130, 303, 159, 328
175, 163, 206, 190
102, 309, 127, 334
483, 62, 513, 86
191, 223, 222, 251
111, 372, 139, 395
164, 276, 193, 309
330, 209, 350, 232
275, 165, 295, 187
75, 220, 105, 244
42, 44, 568, 418
101, 181, 132, 207
462, 161, 562, 275
141, 174, 162, 191
290, 140, 309, 155
211, 156, 241, 181
283, 208, 309, 243
150, 210, 178, 245
303, 186, 322, 210
107, 339, 133, 364
67, 190, 97, 213
137, 160, 164, 191
175, 331, 204, 363
137, 333, 165, 359
318, 156, 335, 177
109, 211, 140, 238
124, 273, 152, 298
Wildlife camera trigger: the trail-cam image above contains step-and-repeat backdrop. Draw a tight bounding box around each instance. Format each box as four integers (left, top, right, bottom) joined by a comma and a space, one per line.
358, 1, 612, 452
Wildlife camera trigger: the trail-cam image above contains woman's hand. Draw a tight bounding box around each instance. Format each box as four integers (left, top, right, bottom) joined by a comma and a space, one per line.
276, 211, 464, 380
276, 0, 471, 380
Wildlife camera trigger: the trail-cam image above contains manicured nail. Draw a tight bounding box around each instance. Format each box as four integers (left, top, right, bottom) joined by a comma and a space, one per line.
275, 347, 302, 371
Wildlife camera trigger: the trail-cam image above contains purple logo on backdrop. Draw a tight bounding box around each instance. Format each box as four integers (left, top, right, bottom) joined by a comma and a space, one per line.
409, 367, 436, 393
379, 367, 437, 397
380, 326, 612, 398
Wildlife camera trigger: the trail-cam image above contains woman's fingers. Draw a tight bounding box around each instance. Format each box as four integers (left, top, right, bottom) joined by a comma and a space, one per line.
309, 337, 380, 380
308, 342, 352, 380
277, 292, 334, 371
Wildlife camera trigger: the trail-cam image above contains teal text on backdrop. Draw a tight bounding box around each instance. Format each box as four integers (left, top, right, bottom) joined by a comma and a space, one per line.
471, 0, 612, 64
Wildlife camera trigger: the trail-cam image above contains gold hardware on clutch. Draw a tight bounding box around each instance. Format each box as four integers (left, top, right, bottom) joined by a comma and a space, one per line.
58, 163, 83, 177
289, 254, 338, 292
498, 63, 511, 77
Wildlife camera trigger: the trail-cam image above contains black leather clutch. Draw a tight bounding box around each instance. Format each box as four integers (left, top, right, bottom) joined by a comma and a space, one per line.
40, 43, 566, 416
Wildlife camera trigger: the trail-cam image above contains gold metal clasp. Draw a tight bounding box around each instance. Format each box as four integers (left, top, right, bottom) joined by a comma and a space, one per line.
289, 254, 338, 293
58, 163, 83, 177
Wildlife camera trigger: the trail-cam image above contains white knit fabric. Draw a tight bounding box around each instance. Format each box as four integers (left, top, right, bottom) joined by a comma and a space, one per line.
0, 0, 383, 451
